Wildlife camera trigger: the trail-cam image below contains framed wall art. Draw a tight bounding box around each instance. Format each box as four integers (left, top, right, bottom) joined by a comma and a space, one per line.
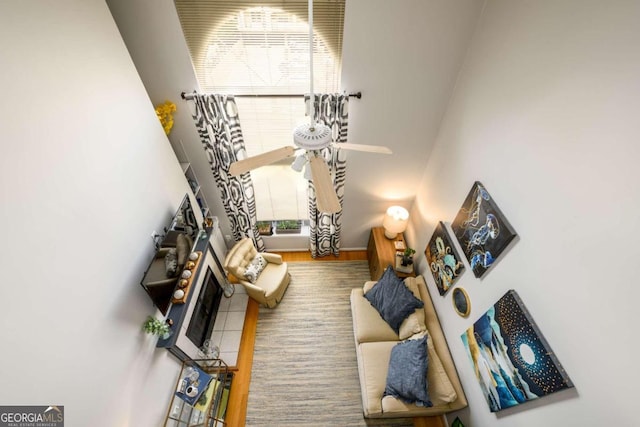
452, 287, 471, 317
451, 181, 517, 278
425, 221, 464, 296
460, 290, 574, 412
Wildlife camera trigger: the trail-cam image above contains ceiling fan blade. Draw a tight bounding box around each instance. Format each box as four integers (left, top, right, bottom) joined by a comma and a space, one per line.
228, 146, 296, 176
335, 142, 392, 155
309, 155, 341, 213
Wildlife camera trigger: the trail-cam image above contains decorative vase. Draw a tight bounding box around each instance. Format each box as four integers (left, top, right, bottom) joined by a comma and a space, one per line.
198, 339, 220, 366
222, 281, 235, 298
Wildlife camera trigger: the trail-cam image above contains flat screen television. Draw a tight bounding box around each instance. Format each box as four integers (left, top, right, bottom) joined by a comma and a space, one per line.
140, 195, 201, 314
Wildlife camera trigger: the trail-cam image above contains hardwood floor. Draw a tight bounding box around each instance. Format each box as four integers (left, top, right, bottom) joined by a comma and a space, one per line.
224, 250, 447, 427
278, 249, 369, 262
224, 298, 259, 427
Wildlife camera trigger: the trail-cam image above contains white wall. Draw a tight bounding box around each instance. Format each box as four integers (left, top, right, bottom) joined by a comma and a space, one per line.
0, 1, 190, 425
339, 0, 484, 248
106, 0, 234, 247
405, 0, 639, 425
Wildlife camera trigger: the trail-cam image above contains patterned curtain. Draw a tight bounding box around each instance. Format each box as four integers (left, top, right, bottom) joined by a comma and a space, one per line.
307, 93, 349, 258
189, 94, 265, 251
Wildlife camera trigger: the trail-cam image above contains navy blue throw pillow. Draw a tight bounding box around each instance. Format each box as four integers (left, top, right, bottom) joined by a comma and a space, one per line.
384, 335, 432, 407
364, 266, 424, 334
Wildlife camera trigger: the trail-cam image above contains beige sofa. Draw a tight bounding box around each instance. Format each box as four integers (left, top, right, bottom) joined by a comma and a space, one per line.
350, 275, 467, 418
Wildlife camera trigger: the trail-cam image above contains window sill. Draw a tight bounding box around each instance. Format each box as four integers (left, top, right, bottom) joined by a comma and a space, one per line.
260, 224, 310, 251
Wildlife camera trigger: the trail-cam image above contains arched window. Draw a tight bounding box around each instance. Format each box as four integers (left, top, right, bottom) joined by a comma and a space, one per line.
176, 1, 345, 221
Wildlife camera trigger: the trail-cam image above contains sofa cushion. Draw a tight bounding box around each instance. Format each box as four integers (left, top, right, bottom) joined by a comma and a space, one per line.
383, 335, 432, 408
176, 233, 193, 268
223, 237, 258, 278
251, 262, 288, 297
363, 278, 427, 340
398, 278, 427, 340
351, 288, 399, 343
364, 266, 424, 334
244, 254, 267, 283
164, 248, 178, 278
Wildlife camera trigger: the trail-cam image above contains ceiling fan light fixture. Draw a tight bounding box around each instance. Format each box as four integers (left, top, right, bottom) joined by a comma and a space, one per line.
293, 122, 332, 150
291, 154, 306, 172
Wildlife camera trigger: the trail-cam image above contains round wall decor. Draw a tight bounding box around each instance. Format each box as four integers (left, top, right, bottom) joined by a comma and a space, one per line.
453, 287, 471, 317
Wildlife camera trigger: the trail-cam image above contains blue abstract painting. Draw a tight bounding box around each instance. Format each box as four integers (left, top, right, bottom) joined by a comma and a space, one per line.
451, 182, 517, 278
461, 290, 574, 412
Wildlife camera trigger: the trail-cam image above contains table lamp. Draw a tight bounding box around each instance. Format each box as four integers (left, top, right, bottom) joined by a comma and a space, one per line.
382, 206, 409, 239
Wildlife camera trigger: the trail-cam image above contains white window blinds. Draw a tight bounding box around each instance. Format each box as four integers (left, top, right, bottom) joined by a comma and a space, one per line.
175, 0, 345, 221
175, 0, 344, 94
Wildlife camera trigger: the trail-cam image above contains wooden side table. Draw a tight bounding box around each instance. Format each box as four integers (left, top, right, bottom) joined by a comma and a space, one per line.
366, 227, 416, 281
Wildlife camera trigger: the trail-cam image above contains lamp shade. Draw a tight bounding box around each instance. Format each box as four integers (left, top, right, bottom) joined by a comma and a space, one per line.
382, 206, 409, 239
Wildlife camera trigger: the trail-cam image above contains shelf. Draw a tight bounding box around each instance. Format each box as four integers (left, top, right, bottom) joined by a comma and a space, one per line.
164, 359, 232, 427
181, 162, 213, 224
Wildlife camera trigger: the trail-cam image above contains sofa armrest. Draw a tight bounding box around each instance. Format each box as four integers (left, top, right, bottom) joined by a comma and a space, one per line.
415, 276, 468, 411
261, 252, 283, 264
238, 279, 267, 300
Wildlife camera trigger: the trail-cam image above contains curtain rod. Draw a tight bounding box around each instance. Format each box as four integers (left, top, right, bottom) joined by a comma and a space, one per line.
180, 91, 361, 100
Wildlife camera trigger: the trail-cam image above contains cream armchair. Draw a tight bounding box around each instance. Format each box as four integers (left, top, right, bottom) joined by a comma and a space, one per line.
223, 237, 291, 308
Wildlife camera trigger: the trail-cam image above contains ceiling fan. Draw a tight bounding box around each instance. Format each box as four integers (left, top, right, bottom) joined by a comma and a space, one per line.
228, 0, 392, 213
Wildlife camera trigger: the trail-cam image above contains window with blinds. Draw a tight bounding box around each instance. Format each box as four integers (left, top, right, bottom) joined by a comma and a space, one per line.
175, 0, 345, 221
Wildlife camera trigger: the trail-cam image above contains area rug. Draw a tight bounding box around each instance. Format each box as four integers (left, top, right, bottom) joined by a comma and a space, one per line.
245, 261, 413, 427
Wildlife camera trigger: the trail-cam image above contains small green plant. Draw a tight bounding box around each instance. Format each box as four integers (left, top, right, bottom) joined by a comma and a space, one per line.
276, 220, 301, 229
403, 247, 416, 258
142, 316, 170, 338
276, 220, 302, 234
402, 247, 416, 266
257, 221, 273, 235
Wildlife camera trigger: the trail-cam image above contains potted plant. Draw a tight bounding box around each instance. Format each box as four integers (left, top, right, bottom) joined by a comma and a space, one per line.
257, 221, 274, 236
276, 220, 302, 234
143, 316, 172, 339
401, 247, 416, 267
